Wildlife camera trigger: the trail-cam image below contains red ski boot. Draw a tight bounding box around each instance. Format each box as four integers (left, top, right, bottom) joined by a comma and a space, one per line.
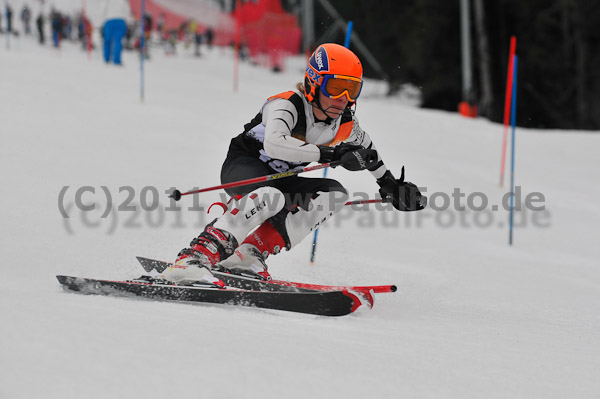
163, 224, 238, 287
215, 221, 287, 281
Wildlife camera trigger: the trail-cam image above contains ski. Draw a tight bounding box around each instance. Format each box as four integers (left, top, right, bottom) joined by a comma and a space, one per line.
136, 256, 397, 299
56, 275, 362, 316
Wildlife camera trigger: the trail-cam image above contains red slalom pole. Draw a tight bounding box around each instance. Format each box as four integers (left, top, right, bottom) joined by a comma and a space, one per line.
81, 0, 92, 59
500, 36, 516, 187
169, 161, 342, 201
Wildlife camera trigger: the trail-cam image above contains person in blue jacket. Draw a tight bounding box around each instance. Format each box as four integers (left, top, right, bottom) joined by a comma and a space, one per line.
102, 18, 127, 65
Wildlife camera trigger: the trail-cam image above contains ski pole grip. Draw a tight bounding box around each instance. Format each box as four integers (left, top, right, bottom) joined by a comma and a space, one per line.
169, 189, 182, 201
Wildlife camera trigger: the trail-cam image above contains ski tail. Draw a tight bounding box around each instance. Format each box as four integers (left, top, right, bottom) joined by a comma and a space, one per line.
136, 256, 168, 273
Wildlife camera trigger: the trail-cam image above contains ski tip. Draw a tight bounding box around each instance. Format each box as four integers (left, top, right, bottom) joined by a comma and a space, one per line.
390, 285, 397, 292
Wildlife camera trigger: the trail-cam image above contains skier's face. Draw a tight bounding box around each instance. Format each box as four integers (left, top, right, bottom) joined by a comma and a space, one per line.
318, 90, 348, 119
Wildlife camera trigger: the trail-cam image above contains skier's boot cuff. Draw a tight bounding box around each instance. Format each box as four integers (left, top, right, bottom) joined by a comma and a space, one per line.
242, 221, 287, 258
214, 243, 272, 281
175, 225, 238, 267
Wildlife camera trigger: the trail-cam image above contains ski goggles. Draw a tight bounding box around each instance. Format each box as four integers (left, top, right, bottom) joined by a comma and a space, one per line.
320, 74, 363, 102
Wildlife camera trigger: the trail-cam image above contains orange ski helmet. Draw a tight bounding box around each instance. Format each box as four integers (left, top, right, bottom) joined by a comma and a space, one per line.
304, 43, 363, 105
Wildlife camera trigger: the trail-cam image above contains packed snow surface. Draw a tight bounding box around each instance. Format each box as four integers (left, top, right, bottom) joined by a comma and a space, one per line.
1, 35, 599, 399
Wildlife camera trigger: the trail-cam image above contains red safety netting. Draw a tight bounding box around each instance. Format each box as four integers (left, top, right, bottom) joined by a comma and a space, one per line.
233, 0, 302, 70
128, 0, 301, 70
128, 0, 234, 44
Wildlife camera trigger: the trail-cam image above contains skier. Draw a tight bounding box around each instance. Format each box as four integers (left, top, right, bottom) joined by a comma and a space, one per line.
162, 43, 426, 286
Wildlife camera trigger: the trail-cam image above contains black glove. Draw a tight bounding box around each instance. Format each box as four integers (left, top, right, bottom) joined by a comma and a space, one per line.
319, 143, 378, 171
318, 143, 363, 163
377, 167, 427, 211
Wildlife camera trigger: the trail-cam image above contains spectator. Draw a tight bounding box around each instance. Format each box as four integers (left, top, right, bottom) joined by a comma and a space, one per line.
124, 20, 136, 50
62, 15, 72, 41
144, 12, 152, 38
21, 5, 31, 35
36, 13, 44, 44
51, 10, 63, 47
102, 1, 131, 65
6, 4, 13, 34
205, 26, 214, 49
157, 13, 165, 38
103, 18, 127, 65
141, 13, 152, 59
194, 31, 202, 57
77, 13, 92, 51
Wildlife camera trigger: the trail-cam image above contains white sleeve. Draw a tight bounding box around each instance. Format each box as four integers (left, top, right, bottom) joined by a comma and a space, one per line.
262, 99, 321, 163
345, 116, 389, 179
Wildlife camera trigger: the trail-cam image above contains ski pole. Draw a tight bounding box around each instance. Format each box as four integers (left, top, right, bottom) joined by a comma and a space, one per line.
287, 197, 389, 215
344, 198, 391, 206
169, 161, 343, 201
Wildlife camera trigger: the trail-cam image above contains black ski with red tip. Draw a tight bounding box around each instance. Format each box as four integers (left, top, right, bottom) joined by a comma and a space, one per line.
56, 275, 361, 316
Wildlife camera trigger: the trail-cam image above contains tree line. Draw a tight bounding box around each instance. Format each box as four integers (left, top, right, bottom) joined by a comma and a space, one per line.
311, 0, 600, 130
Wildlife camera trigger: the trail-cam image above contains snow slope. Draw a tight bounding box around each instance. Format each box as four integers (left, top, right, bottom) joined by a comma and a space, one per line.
1, 37, 600, 399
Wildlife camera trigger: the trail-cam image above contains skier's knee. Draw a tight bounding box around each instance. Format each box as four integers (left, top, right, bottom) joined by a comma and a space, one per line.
213, 186, 286, 243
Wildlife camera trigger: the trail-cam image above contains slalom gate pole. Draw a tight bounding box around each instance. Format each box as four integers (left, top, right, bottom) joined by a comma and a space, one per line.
310, 163, 329, 264
500, 36, 516, 187
140, 0, 145, 103
309, 217, 321, 264
310, 22, 355, 264
344, 21, 353, 48
169, 161, 342, 201
509, 55, 518, 246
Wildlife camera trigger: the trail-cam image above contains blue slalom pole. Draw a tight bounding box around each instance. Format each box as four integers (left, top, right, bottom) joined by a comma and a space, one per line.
344, 21, 353, 48
309, 223, 320, 264
309, 162, 328, 264
310, 22, 355, 264
140, 0, 145, 103
509, 55, 518, 246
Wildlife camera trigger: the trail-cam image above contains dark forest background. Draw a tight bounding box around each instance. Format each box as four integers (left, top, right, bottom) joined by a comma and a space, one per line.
295, 0, 600, 130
